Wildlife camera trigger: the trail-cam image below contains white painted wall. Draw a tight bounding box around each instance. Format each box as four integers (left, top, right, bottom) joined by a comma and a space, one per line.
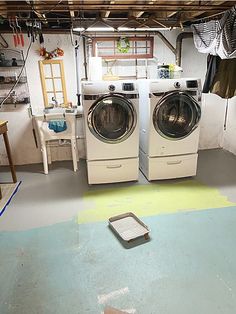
222, 97, 236, 154
0, 33, 85, 166
199, 94, 226, 149
94, 30, 178, 80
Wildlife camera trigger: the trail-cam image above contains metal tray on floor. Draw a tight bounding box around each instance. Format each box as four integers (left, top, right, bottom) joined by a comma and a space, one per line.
108, 212, 150, 242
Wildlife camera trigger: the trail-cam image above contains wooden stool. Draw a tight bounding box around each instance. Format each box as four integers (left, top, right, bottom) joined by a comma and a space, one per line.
0, 120, 17, 199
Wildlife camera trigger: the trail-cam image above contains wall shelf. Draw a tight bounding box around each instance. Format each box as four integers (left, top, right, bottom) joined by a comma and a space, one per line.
1, 102, 30, 105
0, 58, 24, 67
0, 81, 27, 85
0, 65, 23, 68
0, 49, 30, 107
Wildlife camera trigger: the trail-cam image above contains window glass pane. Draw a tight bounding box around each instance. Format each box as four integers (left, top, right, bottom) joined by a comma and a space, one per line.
45, 79, 53, 92
44, 64, 52, 78
54, 79, 62, 91
52, 64, 61, 77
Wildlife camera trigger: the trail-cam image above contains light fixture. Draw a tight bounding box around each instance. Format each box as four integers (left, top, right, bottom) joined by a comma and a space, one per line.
73, 26, 115, 32
73, 26, 175, 32
118, 27, 172, 31
86, 27, 115, 31
73, 27, 85, 31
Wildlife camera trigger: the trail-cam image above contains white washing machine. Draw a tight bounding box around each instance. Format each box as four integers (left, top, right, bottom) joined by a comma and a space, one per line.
82, 80, 139, 184
139, 78, 202, 180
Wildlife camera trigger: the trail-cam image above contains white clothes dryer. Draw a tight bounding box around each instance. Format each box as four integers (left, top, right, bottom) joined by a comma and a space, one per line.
82, 80, 139, 184
139, 78, 202, 180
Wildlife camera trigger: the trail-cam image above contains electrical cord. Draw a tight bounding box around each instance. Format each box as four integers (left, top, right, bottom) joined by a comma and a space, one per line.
30, 0, 63, 15
0, 37, 33, 108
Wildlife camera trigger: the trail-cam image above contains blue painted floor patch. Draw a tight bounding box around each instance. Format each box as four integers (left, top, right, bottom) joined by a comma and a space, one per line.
1, 207, 236, 314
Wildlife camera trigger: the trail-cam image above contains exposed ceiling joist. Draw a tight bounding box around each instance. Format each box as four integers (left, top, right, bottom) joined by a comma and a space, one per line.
0, 0, 234, 31
30, 0, 48, 24
134, 0, 158, 18
0, 0, 7, 18
0, 2, 232, 13
68, 0, 75, 19
101, 1, 116, 18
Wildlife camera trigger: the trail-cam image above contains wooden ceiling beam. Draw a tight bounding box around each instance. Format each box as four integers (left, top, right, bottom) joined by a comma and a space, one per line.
68, 0, 75, 21
31, 0, 48, 24
0, 0, 7, 18
133, 0, 158, 18
178, 1, 229, 22
0, 2, 232, 12
101, 1, 113, 19
166, 1, 195, 18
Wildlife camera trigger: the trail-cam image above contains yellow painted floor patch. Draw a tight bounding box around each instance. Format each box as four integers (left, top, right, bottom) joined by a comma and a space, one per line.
78, 180, 235, 224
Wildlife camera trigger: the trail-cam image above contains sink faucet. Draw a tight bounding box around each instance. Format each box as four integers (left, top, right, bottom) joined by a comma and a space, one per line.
52, 97, 58, 107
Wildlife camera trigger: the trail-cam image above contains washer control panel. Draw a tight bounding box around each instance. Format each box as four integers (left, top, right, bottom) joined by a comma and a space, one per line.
122, 83, 135, 91
186, 80, 198, 88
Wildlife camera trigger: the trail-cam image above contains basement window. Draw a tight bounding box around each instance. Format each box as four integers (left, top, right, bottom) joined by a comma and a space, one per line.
92, 37, 154, 59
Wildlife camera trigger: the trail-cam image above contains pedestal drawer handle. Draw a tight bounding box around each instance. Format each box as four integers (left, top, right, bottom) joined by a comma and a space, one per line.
106, 165, 122, 169
167, 160, 182, 165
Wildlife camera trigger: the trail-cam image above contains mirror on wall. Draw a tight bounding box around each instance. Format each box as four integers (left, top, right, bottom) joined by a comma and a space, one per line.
38, 59, 68, 108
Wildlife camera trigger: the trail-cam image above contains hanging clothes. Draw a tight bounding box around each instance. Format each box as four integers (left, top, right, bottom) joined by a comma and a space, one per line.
217, 8, 236, 59
191, 19, 220, 55
202, 54, 221, 93
210, 58, 236, 99
191, 7, 236, 59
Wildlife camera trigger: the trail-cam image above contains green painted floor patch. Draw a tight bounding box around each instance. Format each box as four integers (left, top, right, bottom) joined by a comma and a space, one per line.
78, 180, 235, 224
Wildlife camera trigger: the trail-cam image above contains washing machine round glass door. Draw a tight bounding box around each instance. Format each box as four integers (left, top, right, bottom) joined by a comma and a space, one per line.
87, 93, 137, 143
153, 91, 201, 140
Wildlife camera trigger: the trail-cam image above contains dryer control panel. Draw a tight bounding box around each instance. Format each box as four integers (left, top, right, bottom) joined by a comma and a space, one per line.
122, 83, 135, 91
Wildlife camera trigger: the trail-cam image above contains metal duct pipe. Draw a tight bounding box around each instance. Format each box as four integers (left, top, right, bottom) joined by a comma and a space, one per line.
176, 32, 193, 66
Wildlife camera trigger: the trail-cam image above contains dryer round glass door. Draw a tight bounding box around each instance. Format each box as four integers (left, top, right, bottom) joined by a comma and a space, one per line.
87, 94, 137, 143
153, 91, 201, 140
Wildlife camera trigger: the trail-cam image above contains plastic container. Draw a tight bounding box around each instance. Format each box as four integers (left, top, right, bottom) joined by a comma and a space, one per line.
157, 65, 170, 79
170, 70, 182, 79
109, 212, 150, 242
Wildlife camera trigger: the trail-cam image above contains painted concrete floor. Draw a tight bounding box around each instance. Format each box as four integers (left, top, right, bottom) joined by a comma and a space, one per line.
0, 149, 236, 313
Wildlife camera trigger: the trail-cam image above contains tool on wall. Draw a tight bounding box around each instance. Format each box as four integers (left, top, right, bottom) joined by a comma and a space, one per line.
15, 17, 24, 47
8, 16, 25, 47
26, 20, 43, 44
9, 17, 17, 47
